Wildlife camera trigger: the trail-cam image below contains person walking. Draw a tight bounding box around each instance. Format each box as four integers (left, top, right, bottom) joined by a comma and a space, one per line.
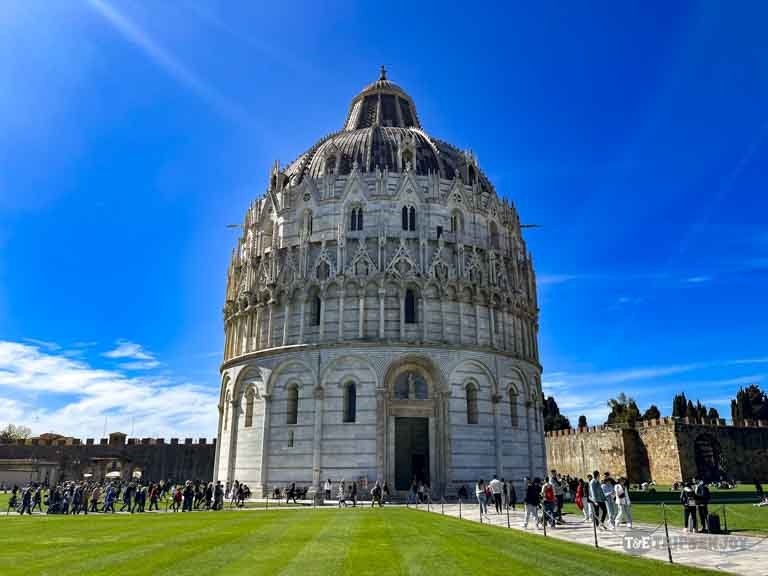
575, 478, 589, 522
337, 480, 347, 507
541, 478, 557, 528
614, 477, 633, 528
589, 471, 608, 529
508, 480, 517, 511
103, 484, 116, 513
350, 481, 358, 507
120, 483, 133, 513
475, 479, 488, 517
489, 475, 503, 514
32, 486, 43, 513
324, 479, 332, 502
90, 485, 101, 513
522, 478, 541, 529
371, 481, 383, 507
601, 473, 616, 528
19, 487, 33, 515
383, 482, 390, 504
695, 478, 710, 532
551, 471, 564, 522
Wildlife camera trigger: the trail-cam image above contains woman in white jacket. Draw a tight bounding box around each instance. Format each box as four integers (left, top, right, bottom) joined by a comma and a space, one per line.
614, 477, 633, 528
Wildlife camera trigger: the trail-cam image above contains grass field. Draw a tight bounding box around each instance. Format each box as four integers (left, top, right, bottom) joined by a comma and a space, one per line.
561, 502, 768, 535
0, 507, 720, 576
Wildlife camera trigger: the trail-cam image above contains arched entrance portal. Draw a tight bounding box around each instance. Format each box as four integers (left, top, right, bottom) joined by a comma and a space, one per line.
694, 434, 722, 482
381, 357, 449, 497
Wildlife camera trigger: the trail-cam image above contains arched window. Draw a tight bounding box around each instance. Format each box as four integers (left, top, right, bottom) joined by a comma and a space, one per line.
286, 384, 298, 425
343, 382, 357, 423
245, 388, 255, 428
489, 221, 499, 249
402, 148, 413, 168
325, 156, 336, 175
450, 210, 463, 233
509, 387, 519, 428
404, 289, 416, 324
402, 206, 416, 231
311, 295, 321, 326
349, 207, 364, 231
466, 383, 478, 424
394, 371, 427, 400
468, 165, 476, 185
302, 210, 313, 237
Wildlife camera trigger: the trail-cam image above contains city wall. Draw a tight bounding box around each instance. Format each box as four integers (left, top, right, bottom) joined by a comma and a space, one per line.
545, 418, 768, 484
0, 432, 216, 486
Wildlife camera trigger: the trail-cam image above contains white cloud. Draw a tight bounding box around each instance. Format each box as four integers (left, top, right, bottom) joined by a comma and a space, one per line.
684, 275, 711, 284
103, 340, 154, 360
0, 340, 218, 439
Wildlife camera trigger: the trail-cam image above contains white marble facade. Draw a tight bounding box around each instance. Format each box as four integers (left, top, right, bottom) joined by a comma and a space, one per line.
214, 70, 545, 497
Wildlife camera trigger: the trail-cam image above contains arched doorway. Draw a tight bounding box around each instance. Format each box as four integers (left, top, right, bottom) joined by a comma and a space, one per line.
381, 357, 448, 496
694, 434, 722, 482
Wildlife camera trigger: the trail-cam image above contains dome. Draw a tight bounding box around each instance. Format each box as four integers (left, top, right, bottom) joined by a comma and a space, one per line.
284, 67, 494, 192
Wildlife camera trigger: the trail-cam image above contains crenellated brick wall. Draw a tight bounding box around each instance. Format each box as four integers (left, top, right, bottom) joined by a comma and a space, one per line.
545, 418, 768, 483
0, 432, 216, 486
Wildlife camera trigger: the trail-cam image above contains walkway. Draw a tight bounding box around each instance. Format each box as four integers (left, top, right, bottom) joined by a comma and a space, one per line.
413, 502, 767, 575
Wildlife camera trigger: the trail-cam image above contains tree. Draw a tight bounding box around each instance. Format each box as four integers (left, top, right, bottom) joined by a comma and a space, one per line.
606, 393, 641, 427
0, 424, 32, 443
707, 407, 720, 420
578, 415, 588, 428
641, 404, 661, 421
542, 396, 571, 432
731, 384, 768, 423
672, 393, 688, 418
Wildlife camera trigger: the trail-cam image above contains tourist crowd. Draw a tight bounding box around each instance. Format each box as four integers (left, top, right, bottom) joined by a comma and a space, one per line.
5, 478, 234, 515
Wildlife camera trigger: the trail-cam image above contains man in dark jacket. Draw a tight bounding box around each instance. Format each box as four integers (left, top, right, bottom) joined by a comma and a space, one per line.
695, 478, 711, 532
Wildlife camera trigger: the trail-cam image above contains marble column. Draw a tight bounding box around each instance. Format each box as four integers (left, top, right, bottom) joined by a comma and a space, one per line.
338, 291, 345, 340
312, 386, 324, 488
378, 288, 385, 339
358, 294, 365, 338
282, 301, 290, 346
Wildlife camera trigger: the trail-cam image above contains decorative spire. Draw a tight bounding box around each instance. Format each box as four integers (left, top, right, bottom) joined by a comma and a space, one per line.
379, 64, 387, 81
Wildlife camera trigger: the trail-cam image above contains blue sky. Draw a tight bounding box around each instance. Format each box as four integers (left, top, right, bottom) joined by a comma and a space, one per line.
1, 1, 767, 438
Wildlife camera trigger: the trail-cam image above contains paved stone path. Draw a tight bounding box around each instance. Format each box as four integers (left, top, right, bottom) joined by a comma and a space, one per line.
412, 502, 766, 575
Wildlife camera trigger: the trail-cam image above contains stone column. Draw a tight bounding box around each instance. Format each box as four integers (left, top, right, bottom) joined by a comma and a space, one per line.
489, 303, 496, 348
420, 297, 427, 341
376, 388, 386, 483
378, 288, 385, 339
319, 295, 326, 340
298, 299, 306, 344
399, 290, 405, 340
475, 300, 481, 345
226, 396, 240, 484
338, 290, 345, 340
493, 394, 503, 477
440, 297, 446, 342
312, 386, 324, 489
212, 403, 224, 482
282, 301, 290, 346
259, 394, 271, 495
254, 305, 262, 350
458, 299, 464, 343
358, 294, 365, 338
267, 300, 274, 348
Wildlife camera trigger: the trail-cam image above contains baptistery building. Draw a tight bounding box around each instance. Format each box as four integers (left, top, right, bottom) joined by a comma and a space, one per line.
214, 69, 545, 497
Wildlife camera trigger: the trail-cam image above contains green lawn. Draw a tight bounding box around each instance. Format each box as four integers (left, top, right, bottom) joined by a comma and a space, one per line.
0, 507, 718, 576
562, 502, 768, 535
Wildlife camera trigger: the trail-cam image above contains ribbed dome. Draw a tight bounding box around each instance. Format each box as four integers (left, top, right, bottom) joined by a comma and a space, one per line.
284, 68, 493, 192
